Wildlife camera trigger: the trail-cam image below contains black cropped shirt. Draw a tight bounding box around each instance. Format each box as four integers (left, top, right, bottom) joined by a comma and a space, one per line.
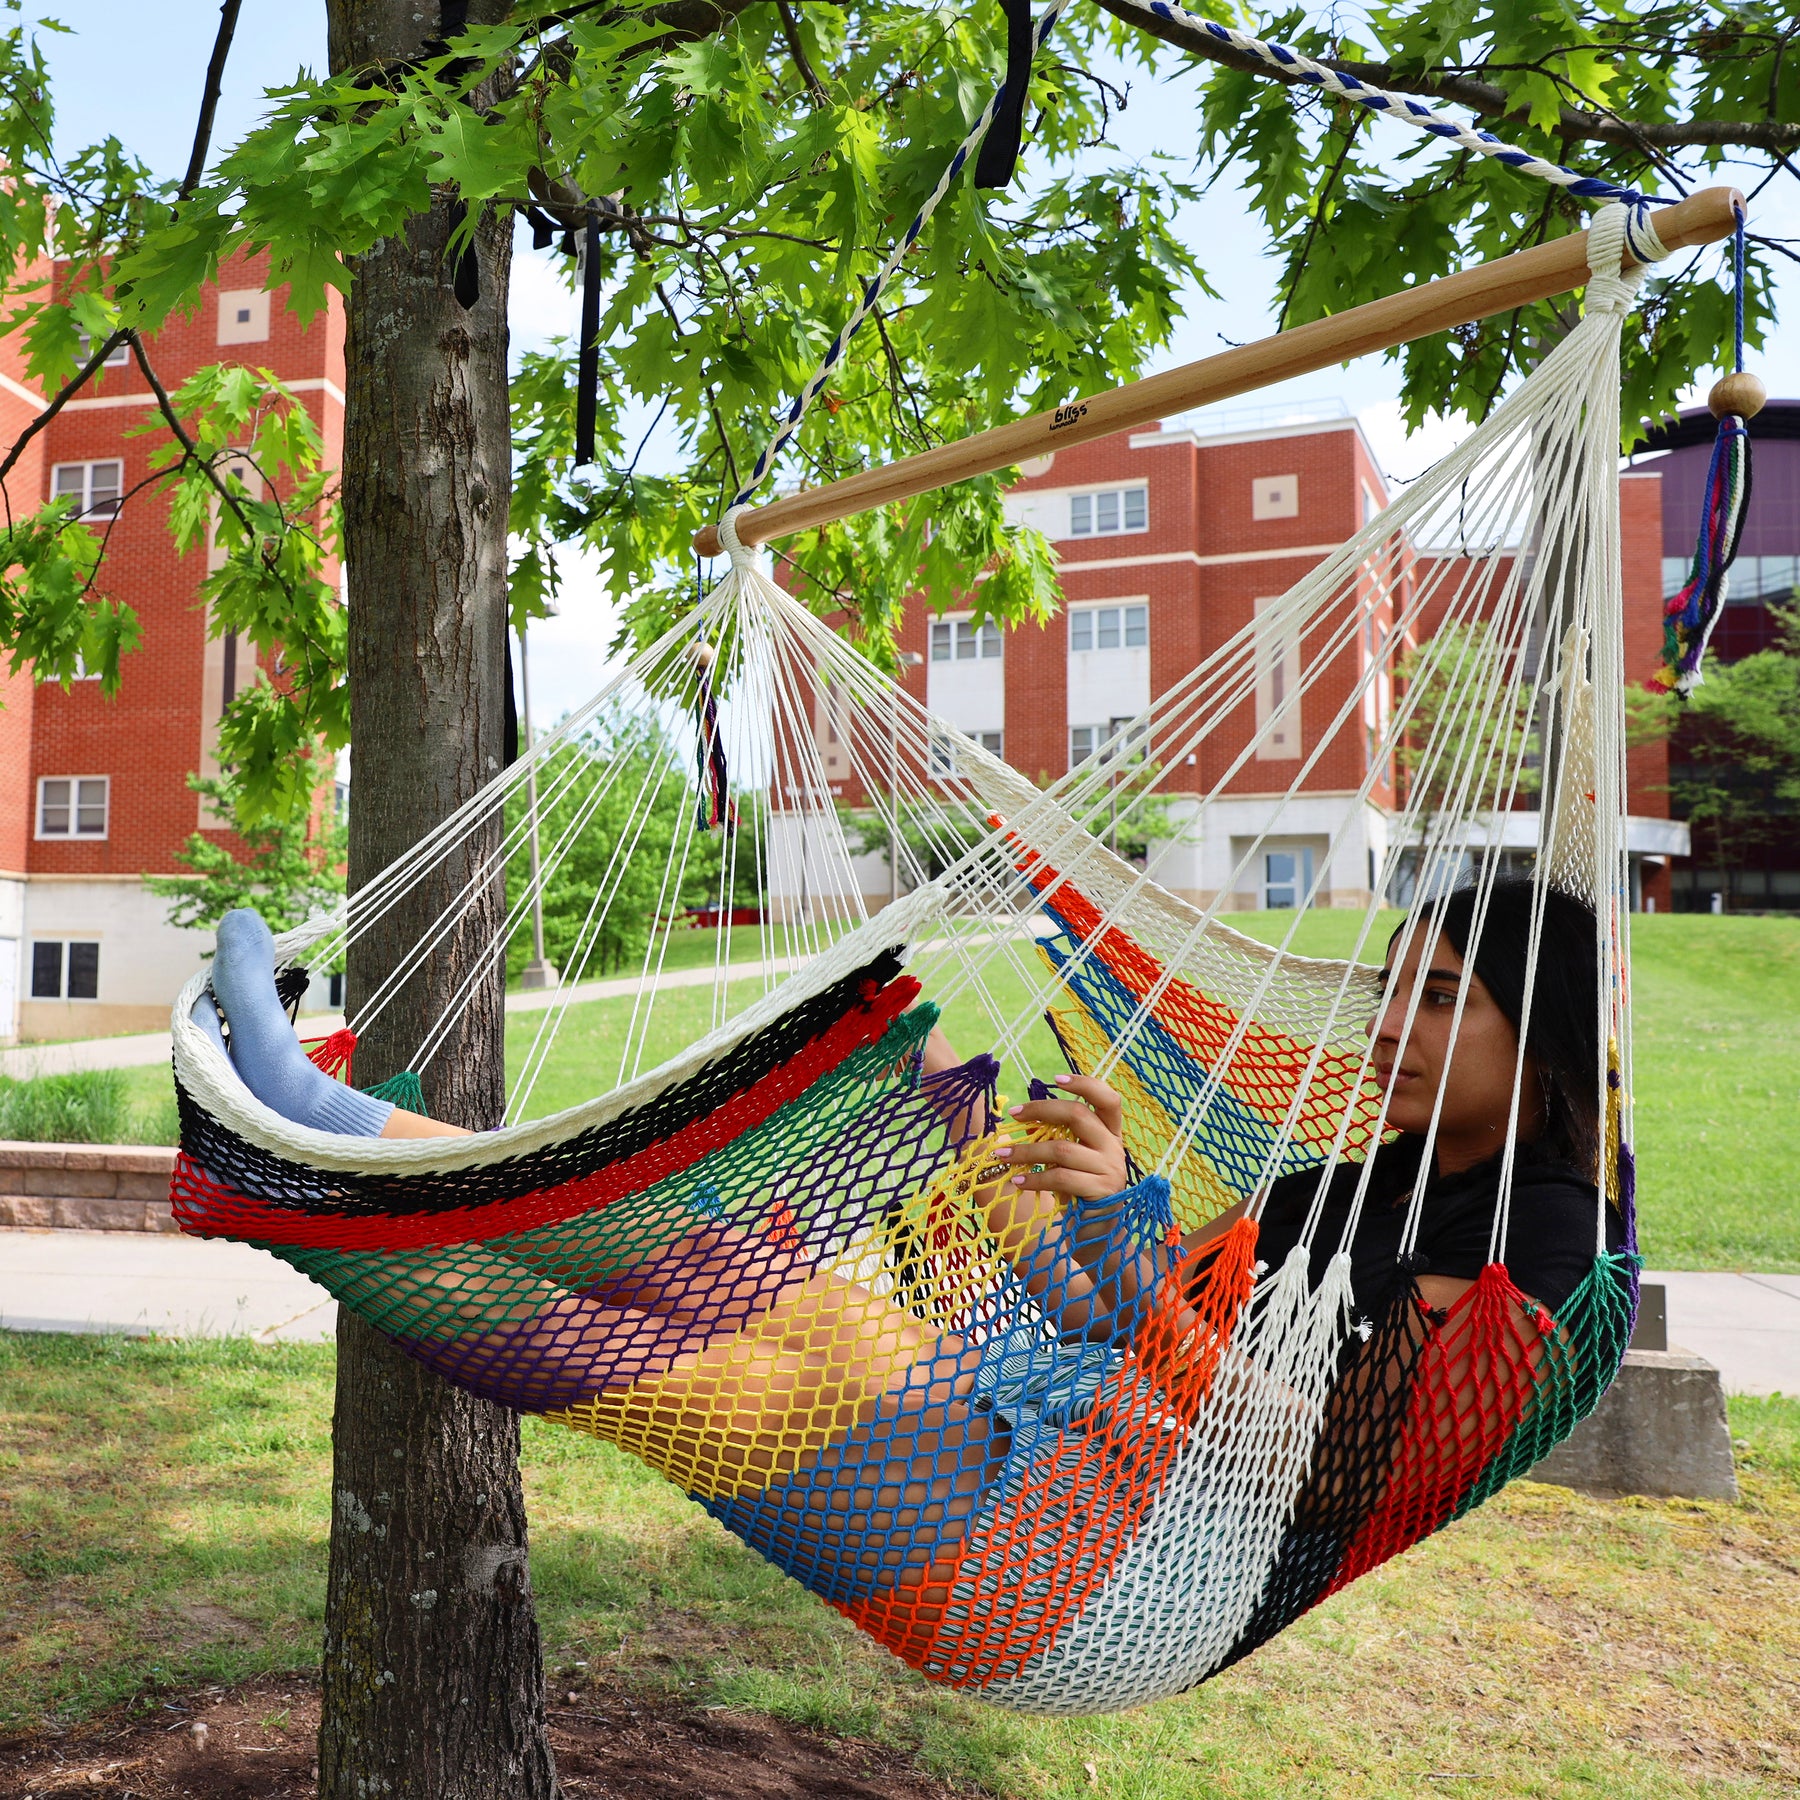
1253, 1135, 1624, 1315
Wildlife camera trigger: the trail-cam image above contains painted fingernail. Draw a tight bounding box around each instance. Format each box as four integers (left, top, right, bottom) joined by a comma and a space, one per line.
1059, 1074, 1074, 1083
1011, 1175, 1027, 1187
1009, 1106, 1023, 1117
994, 1146, 1012, 1158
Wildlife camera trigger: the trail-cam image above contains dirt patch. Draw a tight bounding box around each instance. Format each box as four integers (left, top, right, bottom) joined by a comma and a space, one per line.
0, 1673, 969, 1800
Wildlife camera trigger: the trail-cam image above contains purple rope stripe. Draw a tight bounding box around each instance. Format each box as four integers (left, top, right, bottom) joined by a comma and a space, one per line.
1123, 0, 1660, 240
729, 0, 1074, 509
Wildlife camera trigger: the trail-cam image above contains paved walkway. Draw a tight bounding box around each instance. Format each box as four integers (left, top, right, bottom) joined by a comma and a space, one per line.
0, 1233, 1792, 1393
1642, 1269, 1800, 1401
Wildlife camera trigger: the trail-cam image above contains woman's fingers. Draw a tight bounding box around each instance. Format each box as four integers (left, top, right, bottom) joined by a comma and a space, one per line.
1008, 1092, 1120, 1152
1050, 1073, 1125, 1140
997, 1162, 1125, 1200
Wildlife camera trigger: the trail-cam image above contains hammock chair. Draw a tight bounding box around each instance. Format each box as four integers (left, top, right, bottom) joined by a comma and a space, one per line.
169, 2, 1753, 1716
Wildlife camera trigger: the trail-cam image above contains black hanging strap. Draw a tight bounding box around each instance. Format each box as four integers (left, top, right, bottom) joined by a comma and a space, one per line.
446, 198, 481, 310
503, 630, 520, 768
973, 0, 1034, 190
573, 211, 603, 466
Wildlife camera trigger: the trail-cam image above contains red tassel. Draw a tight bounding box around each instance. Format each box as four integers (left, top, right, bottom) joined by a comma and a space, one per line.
302, 1028, 358, 1082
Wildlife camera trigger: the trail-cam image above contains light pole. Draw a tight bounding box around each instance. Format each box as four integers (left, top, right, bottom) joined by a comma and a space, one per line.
890, 650, 924, 908
517, 620, 560, 991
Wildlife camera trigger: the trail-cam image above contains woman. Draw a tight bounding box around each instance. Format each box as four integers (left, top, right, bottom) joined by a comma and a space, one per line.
193, 878, 1619, 1620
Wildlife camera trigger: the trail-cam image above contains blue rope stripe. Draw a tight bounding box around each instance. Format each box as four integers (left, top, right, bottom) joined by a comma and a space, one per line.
730, 0, 1076, 509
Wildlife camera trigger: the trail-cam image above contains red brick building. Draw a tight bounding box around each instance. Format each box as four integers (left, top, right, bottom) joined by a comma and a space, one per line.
0, 282, 1685, 1039
0, 253, 342, 1041
776, 403, 1683, 919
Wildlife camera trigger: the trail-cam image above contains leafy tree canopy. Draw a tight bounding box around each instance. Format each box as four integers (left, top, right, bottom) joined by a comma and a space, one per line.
0, 0, 1792, 825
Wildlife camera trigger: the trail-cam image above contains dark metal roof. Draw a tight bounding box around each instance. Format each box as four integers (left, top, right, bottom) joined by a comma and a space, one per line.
1630, 400, 1800, 456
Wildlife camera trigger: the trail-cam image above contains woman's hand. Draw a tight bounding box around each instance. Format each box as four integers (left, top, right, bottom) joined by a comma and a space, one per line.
992, 1073, 1129, 1202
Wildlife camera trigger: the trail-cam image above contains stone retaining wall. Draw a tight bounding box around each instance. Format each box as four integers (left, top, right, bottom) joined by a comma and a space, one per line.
0, 1140, 179, 1232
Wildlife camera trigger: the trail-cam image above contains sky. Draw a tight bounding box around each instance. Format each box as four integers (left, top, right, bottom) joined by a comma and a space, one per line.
37, 3, 1800, 722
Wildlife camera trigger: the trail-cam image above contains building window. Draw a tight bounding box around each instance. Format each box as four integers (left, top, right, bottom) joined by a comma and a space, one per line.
51, 460, 124, 521
1361, 482, 1382, 526
1069, 604, 1148, 653
1252, 475, 1300, 521
216, 288, 271, 346
1255, 596, 1302, 761
37, 776, 109, 839
74, 326, 129, 367
1674, 553, 1800, 603
31, 940, 100, 1000
1070, 718, 1145, 766
929, 727, 1003, 775
1264, 848, 1314, 910
1069, 486, 1147, 537
929, 618, 1003, 662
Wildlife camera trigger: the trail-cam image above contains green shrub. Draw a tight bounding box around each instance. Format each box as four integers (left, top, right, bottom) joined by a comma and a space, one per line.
0, 1069, 130, 1143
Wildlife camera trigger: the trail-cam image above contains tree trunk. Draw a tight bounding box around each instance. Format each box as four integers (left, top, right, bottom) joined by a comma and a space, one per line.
321, 4, 556, 1796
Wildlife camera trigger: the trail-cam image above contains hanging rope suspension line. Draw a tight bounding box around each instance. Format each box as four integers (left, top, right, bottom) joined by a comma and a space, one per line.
724, 0, 1076, 511
1108, 0, 1664, 249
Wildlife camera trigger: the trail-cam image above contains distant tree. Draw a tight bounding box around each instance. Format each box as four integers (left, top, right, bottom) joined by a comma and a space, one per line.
502, 713, 758, 980
146, 764, 345, 941
1633, 606, 1800, 908
1393, 620, 1541, 826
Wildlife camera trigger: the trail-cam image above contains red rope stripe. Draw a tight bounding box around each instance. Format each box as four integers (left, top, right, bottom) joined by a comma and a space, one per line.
171, 975, 921, 1251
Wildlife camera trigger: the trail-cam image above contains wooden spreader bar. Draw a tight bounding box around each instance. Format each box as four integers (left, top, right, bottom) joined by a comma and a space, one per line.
695, 186, 1742, 558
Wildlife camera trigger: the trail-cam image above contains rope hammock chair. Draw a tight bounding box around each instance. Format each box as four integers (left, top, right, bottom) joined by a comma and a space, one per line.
169, 2, 1755, 1717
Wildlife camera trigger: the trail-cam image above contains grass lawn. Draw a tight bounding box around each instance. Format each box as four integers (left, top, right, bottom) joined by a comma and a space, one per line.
1, 1330, 1795, 1796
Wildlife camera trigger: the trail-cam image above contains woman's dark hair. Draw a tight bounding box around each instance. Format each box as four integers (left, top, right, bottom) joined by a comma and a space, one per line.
1394, 877, 1601, 1173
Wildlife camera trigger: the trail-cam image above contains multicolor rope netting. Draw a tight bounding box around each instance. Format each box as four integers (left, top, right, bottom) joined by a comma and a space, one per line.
172, 881, 1637, 1715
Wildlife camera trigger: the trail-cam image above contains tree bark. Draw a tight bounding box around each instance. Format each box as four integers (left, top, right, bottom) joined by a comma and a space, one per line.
322, 4, 556, 1796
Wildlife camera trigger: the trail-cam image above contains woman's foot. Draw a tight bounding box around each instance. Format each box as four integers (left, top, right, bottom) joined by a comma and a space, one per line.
209, 908, 397, 1138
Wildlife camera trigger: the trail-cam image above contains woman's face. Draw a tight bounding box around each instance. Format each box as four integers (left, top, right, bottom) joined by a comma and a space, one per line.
1371, 926, 1537, 1172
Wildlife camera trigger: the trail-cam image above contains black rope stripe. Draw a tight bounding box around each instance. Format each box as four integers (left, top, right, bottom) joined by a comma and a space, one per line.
179, 949, 909, 1218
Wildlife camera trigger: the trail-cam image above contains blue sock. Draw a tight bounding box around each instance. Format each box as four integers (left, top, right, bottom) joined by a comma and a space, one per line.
210, 908, 395, 1138
190, 993, 228, 1055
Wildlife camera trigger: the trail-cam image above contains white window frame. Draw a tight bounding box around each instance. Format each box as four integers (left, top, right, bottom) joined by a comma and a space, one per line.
51, 459, 124, 521
928, 616, 1003, 663
1068, 602, 1149, 654
1068, 485, 1148, 539
36, 775, 110, 840
29, 938, 101, 1001
1070, 717, 1145, 766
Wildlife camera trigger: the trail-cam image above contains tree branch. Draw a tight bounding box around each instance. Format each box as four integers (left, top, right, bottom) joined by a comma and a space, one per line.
179, 0, 244, 203
0, 329, 131, 495
1094, 0, 1800, 154
775, 0, 828, 107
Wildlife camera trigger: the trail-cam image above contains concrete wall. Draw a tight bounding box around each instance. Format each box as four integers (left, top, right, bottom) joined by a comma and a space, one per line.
17, 876, 211, 1039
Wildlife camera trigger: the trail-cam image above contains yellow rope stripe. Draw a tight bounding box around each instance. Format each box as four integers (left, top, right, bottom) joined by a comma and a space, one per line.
546, 1126, 1039, 1498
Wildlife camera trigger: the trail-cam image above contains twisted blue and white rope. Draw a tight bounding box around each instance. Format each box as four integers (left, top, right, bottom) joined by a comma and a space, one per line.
729, 0, 1076, 508
730, 0, 1667, 514
1109, 0, 1665, 259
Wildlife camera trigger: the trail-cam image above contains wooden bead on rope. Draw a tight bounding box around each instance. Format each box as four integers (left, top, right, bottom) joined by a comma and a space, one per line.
1709, 371, 1766, 420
